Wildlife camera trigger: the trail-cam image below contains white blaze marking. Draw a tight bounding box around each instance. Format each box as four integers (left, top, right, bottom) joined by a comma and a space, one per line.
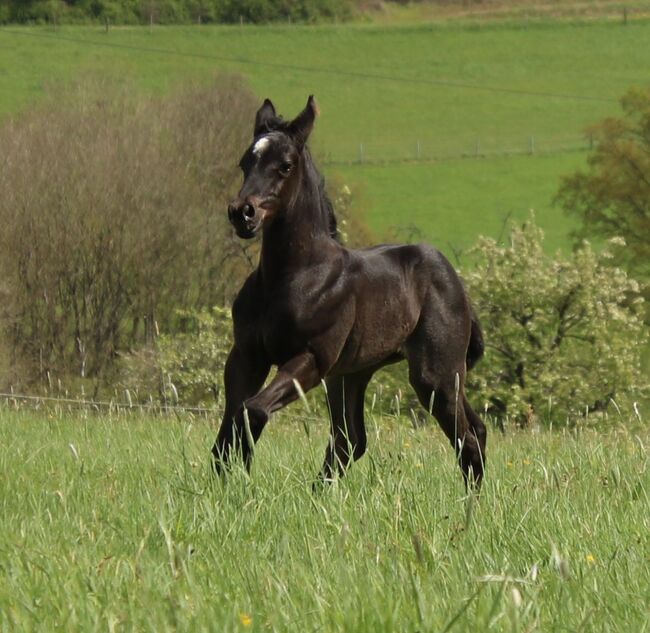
252, 136, 271, 157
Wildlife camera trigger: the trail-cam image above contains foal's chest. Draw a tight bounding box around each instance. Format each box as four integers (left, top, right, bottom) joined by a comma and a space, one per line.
260, 278, 334, 364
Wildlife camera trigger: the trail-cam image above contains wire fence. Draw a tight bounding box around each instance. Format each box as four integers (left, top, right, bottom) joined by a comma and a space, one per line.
0, 390, 217, 416
0, 390, 332, 426
319, 133, 593, 166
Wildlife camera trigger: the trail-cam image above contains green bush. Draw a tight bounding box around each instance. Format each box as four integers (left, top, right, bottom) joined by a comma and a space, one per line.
464, 214, 648, 425
159, 306, 232, 407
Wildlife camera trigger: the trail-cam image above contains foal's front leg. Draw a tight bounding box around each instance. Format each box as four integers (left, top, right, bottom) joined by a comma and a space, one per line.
212, 346, 270, 473
214, 351, 321, 472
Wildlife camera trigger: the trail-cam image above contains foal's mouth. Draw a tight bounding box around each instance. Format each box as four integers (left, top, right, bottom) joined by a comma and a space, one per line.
234, 220, 262, 239
229, 199, 278, 239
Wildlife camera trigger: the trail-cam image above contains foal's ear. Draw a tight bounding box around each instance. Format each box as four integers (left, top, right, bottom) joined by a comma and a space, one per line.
254, 98, 276, 137
288, 95, 319, 147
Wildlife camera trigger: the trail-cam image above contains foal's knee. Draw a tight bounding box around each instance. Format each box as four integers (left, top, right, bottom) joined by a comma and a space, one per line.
239, 401, 269, 437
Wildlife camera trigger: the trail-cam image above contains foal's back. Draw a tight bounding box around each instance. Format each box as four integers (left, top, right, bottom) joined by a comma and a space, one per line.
326, 242, 471, 374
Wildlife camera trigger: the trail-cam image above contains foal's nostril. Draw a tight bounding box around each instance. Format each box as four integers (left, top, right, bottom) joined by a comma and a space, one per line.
242, 204, 255, 220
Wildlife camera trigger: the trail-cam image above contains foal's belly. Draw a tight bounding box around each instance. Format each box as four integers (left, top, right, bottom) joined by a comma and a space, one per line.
332, 274, 421, 373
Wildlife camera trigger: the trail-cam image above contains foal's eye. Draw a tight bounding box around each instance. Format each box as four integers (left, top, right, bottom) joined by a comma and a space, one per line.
279, 162, 292, 176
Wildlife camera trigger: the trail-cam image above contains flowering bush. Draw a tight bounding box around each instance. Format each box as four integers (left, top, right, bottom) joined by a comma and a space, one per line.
156, 307, 233, 407
464, 215, 648, 424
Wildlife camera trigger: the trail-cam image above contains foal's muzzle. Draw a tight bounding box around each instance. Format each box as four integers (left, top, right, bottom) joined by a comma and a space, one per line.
228, 197, 265, 239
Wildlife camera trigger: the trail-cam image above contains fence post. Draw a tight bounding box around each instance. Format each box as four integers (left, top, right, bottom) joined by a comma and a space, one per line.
358, 143, 364, 164
529, 136, 535, 155
416, 141, 421, 160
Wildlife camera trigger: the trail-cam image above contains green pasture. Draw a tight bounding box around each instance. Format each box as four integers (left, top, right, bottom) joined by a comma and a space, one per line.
1, 19, 650, 248
0, 404, 648, 631
335, 150, 586, 253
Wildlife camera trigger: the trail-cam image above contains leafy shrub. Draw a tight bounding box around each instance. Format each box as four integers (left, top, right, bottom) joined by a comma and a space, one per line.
464, 215, 648, 425
122, 306, 232, 407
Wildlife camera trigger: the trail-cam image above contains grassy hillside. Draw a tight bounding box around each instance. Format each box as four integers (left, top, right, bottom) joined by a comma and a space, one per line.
335, 151, 586, 254
1, 19, 649, 249
1, 405, 648, 631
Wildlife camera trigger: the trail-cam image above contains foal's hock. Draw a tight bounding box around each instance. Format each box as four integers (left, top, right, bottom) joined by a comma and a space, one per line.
212, 96, 487, 486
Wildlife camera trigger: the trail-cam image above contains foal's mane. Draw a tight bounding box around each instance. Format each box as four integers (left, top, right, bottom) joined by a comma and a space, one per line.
257, 116, 339, 242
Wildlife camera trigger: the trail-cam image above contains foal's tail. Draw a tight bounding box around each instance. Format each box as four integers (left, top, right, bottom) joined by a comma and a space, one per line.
466, 304, 485, 371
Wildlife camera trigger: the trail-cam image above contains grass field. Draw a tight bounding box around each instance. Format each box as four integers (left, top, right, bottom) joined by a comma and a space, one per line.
337, 151, 586, 253
2, 18, 650, 249
1, 404, 648, 631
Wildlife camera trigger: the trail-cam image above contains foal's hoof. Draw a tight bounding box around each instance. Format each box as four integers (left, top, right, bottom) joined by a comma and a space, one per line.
211, 445, 230, 478
311, 472, 335, 494
463, 466, 483, 494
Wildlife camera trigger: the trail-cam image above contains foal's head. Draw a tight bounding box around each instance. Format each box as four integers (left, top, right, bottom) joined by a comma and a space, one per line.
228, 96, 319, 239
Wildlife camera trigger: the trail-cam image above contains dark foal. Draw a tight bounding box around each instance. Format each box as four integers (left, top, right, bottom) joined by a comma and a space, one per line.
212, 96, 487, 486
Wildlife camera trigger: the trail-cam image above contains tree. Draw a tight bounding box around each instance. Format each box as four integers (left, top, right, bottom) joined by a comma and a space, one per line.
557, 87, 650, 300
464, 215, 647, 425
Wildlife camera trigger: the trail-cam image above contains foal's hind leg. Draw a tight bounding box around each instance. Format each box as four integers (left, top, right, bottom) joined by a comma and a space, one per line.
463, 395, 487, 475
406, 340, 486, 488
319, 371, 373, 481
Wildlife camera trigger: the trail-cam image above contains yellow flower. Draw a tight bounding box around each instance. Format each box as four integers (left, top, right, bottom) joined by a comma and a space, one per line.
239, 613, 252, 627
522, 459, 531, 465
586, 554, 596, 564
506, 461, 514, 468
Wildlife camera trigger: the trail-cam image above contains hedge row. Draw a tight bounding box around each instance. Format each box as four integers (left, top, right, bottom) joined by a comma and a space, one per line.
0, 0, 354, 24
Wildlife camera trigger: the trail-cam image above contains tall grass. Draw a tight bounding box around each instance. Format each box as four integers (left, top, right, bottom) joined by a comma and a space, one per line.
1, 403, 647, 631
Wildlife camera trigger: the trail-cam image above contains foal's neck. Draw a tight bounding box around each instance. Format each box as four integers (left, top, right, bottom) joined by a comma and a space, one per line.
259, 163, 334, 284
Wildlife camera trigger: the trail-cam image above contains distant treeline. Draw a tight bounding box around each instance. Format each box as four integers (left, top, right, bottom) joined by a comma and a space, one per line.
0, 0, 354, 24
